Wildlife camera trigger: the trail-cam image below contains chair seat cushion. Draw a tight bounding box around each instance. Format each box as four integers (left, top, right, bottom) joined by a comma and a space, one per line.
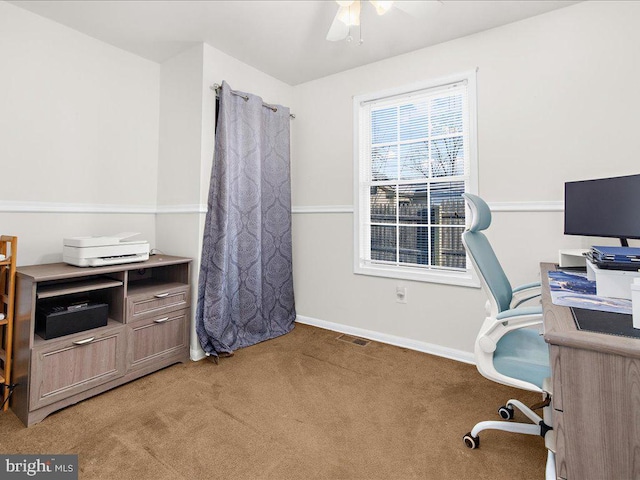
493, 327, 551, 389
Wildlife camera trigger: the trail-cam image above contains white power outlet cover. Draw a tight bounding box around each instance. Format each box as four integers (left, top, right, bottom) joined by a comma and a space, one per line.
396, 286, 407, 304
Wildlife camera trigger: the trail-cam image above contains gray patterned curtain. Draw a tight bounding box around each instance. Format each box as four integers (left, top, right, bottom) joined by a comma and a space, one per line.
196, 81, 296, 357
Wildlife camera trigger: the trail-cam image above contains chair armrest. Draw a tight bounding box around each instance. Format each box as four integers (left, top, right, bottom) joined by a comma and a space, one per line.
510, 282, 542, 309
496, 305, 542, 321
477, 306, 543, 354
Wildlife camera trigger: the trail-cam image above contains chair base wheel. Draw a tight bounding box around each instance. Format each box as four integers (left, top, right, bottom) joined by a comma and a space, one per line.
498, 405, 515, 420
463, 432, 480, 449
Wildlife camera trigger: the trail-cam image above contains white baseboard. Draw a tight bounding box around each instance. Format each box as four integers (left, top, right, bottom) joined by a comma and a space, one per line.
190, 347, 207, 362
189, 316, 475, 365
295, 315, 475, 365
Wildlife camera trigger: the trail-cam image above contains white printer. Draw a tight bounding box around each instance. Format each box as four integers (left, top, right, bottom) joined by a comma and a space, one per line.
63, 232, 150, 267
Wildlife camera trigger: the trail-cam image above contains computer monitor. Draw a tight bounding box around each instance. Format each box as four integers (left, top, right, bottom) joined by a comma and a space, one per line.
564, 173, 640, 247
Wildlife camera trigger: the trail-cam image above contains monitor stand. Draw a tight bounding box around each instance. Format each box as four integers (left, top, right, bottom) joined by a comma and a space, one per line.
558, 249, 588, 268
586, 260, 640, 299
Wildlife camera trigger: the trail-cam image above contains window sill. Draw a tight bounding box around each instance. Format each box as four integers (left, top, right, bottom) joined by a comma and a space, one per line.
354, 263, 480, 288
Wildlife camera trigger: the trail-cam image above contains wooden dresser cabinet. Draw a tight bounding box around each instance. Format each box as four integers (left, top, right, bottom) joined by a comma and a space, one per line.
12, 255, 191, 426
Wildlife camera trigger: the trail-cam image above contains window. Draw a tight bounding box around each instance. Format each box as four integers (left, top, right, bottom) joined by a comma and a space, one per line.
353, 71, 478, 287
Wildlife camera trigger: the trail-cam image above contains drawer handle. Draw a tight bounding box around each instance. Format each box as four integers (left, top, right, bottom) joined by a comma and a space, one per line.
154, 293, 170, 298
154, 317, 170, 324
72, 337, 95, 346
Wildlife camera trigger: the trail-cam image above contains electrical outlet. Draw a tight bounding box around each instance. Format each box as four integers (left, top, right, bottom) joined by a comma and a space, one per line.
396, 286, 407, 304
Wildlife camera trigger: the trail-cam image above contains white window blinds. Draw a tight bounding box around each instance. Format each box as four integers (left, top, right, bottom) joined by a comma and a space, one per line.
355, 74, 476, 284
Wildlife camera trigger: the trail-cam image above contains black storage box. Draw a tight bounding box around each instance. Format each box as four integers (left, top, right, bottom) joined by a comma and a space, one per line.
36, 300, 109, 340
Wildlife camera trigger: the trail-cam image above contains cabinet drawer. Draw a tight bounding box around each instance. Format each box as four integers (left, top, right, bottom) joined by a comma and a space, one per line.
126, 284, 189, 322
128, 310, 189, 370
30, 325, 126, 410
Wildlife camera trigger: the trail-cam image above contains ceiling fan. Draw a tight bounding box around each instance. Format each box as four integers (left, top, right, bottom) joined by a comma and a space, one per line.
326, 1, 439, 43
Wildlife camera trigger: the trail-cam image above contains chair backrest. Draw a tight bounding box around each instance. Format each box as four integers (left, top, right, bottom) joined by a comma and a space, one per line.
461, 193, 513, 315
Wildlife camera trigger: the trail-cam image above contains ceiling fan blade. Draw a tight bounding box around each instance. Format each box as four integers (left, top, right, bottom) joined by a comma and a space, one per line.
326, 7, 350, 41
393, 0, 442, 18
369, 1, 394, 16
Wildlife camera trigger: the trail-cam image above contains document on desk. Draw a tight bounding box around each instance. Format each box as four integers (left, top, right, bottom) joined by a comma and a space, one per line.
548, 270, 632, 315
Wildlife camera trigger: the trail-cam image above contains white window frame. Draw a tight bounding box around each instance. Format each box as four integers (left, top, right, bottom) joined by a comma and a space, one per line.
353, 70, 479, 287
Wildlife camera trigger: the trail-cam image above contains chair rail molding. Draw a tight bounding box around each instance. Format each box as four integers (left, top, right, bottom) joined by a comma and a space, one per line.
292, 205, 354, 214
0, 201, 563, 215
155, 204, 207, 214
0, 201, 206, 214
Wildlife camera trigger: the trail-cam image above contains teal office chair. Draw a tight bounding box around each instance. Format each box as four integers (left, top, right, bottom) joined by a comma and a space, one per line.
461, 193, 553, 453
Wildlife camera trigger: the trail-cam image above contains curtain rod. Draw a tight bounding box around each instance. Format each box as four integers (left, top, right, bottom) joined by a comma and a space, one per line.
211, 84, 295, 119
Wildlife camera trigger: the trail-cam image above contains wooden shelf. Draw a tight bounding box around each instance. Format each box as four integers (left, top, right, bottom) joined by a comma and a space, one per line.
37, 278, 124, 300
0, 236, 17, 412
127, 279, 187, 296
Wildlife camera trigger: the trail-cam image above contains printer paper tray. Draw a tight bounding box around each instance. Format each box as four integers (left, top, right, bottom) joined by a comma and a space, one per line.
63, 252, 149, 268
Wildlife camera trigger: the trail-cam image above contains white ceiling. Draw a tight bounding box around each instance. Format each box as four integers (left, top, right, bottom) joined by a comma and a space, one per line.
10, 0, 578, 86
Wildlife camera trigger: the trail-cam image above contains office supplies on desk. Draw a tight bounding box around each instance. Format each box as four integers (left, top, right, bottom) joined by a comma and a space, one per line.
571, 307, 639, 339
588, 245, 640, 271
547, 270, 632, 315
591, 245, 640, 262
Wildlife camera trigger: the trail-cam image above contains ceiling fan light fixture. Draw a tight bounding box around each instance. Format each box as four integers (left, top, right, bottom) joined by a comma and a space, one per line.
337, 0, 361, 26
369, 1, 394, 15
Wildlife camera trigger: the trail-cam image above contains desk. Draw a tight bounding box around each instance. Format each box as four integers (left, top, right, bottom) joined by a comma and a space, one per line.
541, 263, 640, 479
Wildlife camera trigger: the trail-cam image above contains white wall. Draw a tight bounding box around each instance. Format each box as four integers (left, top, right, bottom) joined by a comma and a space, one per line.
0, 1, 160, 265
290, 1, 640, 357
157, 44, 207, 210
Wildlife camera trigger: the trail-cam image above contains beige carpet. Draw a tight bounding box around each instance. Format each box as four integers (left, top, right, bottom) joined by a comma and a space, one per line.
0, 324, 546, 479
